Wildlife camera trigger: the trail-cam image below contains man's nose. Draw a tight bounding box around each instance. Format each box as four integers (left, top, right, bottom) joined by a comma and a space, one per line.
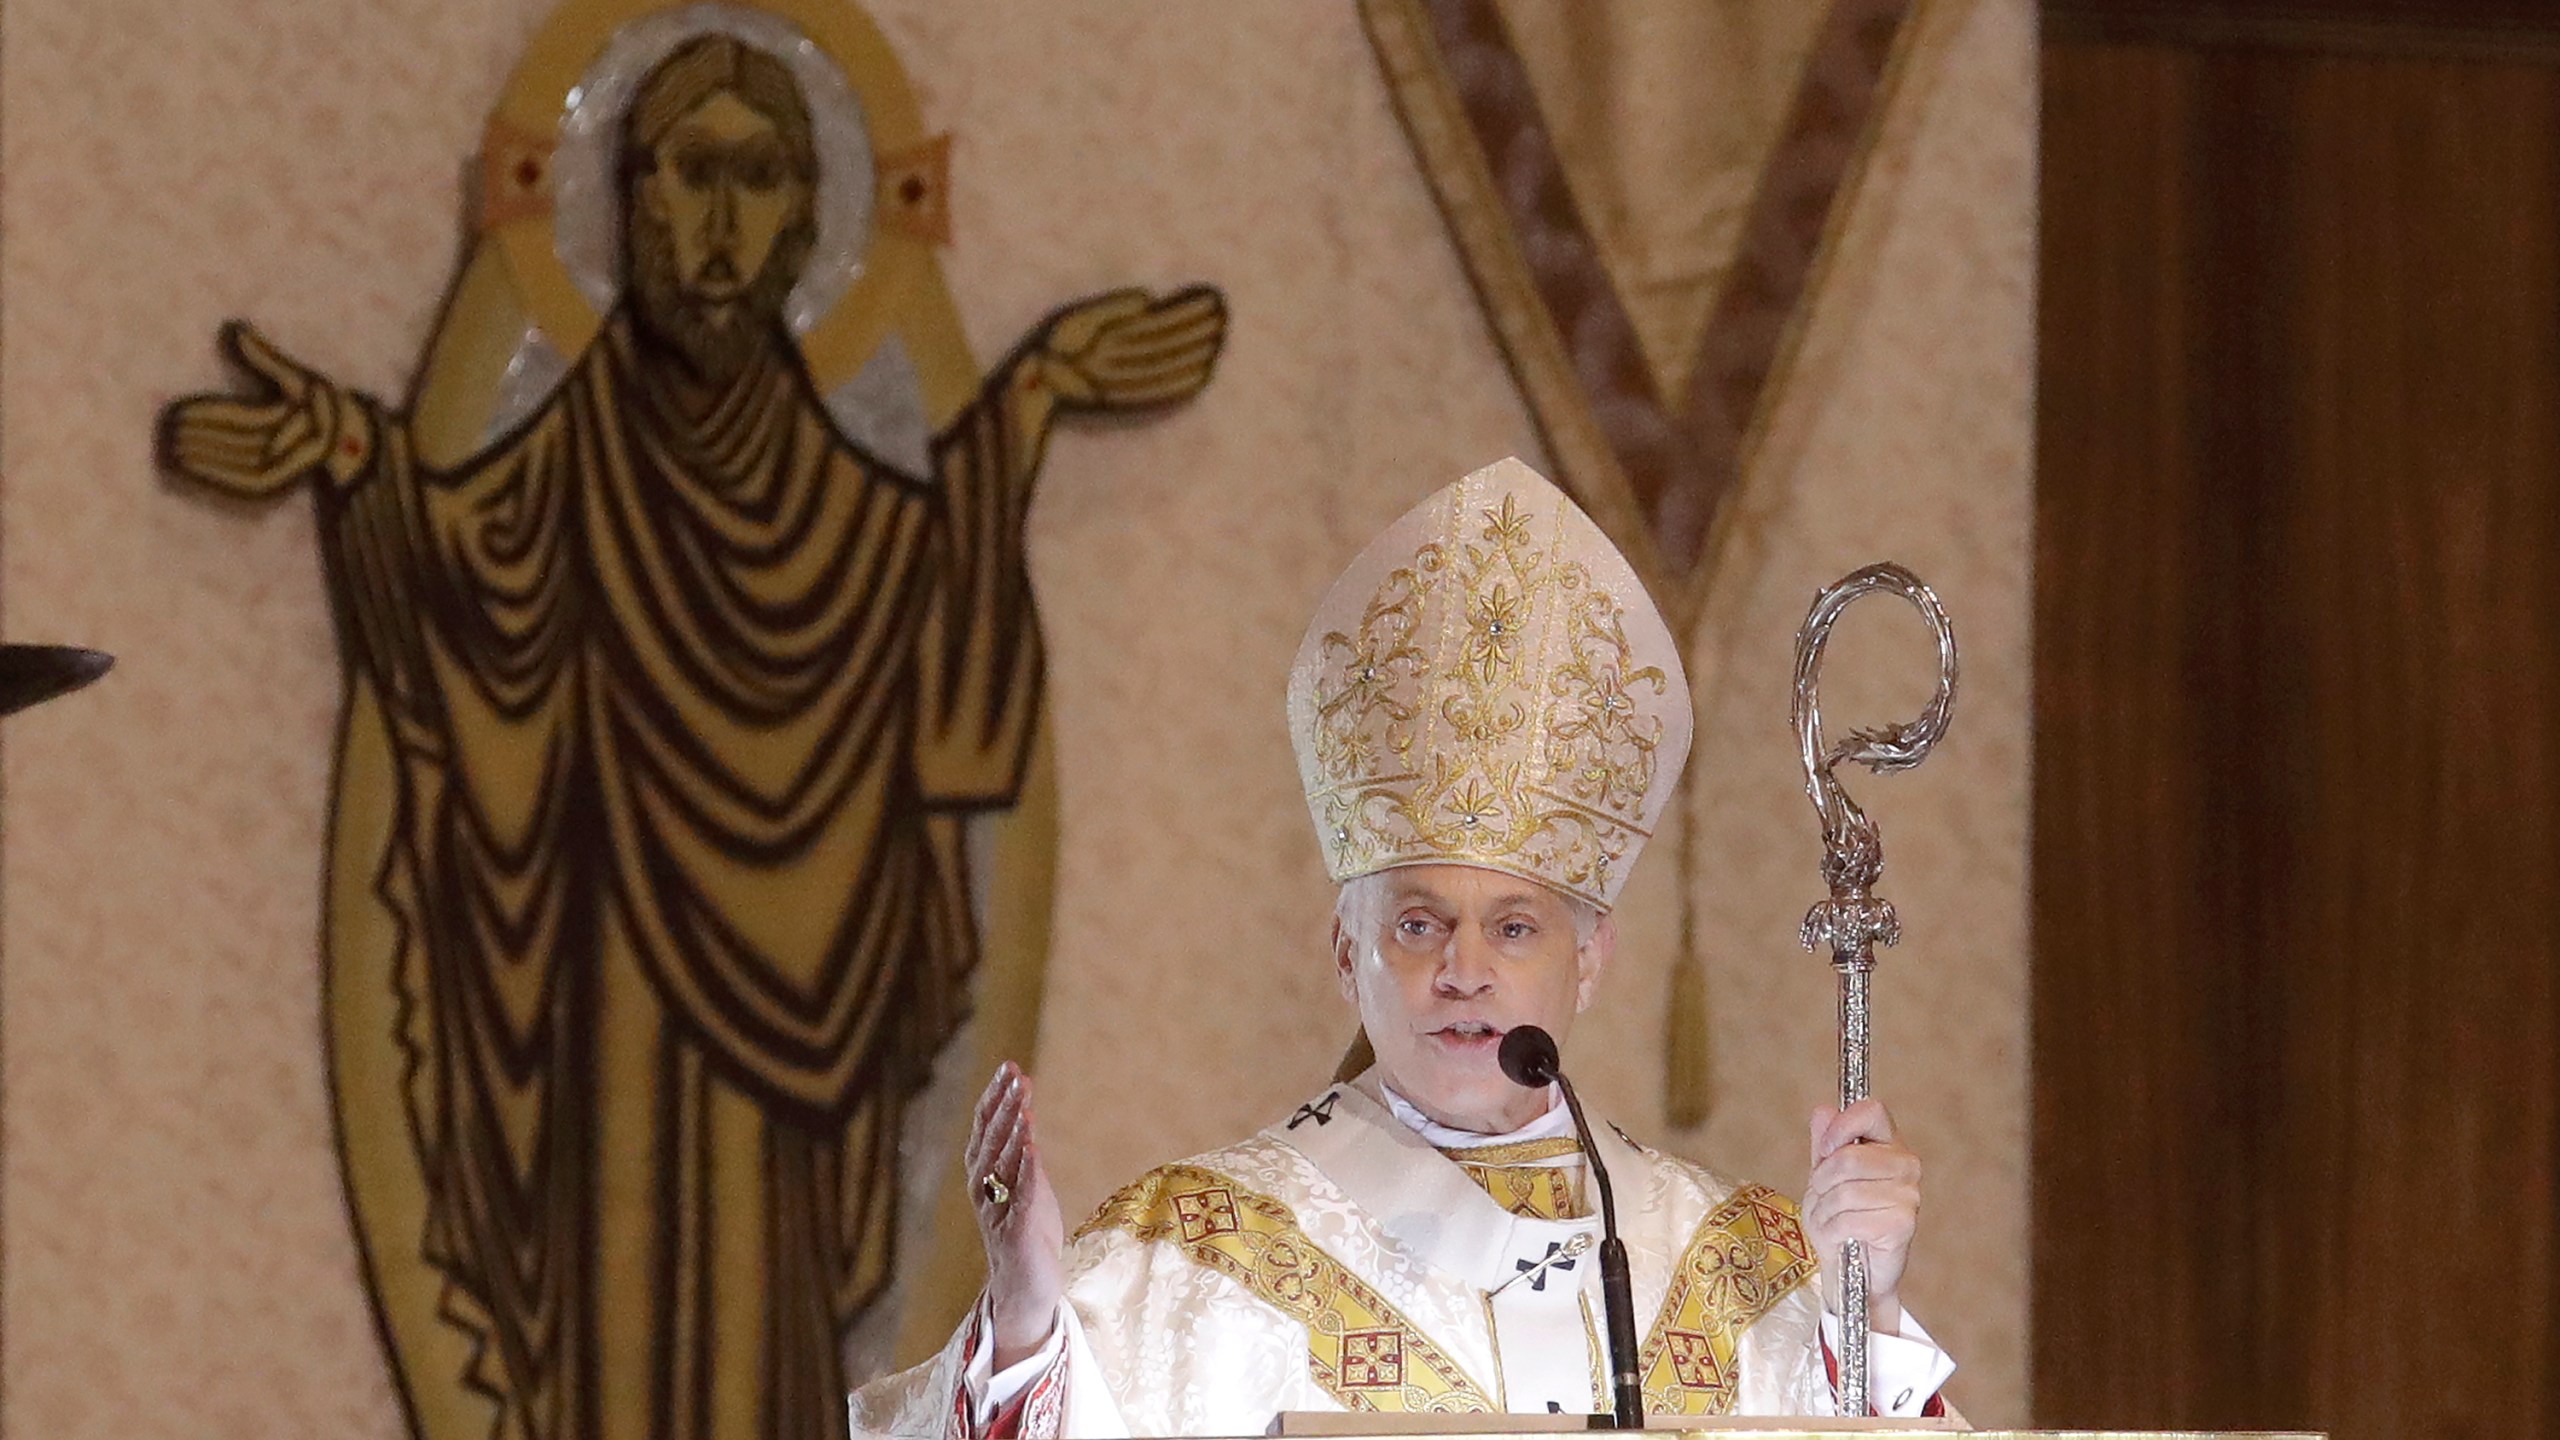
1433, 933, 1496, 997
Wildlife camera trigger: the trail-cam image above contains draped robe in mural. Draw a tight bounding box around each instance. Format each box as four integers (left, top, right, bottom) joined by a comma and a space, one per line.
322, 305, 1040, 1438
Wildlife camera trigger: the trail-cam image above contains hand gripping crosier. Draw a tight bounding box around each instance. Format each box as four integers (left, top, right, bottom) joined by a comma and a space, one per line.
1790, 562, 1957, 1419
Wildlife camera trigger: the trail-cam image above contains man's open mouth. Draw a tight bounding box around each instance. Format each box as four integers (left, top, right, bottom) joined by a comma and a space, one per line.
1429, 1020, 1505, 1048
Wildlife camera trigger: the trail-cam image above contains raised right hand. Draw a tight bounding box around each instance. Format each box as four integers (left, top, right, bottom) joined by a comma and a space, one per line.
968, 1060, 1066, 1370
161, 321, 367, 498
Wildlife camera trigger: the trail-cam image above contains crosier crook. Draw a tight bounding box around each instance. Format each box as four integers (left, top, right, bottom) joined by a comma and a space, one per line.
1789, 562, 1957, 1419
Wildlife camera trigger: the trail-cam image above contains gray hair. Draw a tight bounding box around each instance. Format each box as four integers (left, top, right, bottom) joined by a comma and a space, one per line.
1333, 870, 1602, 953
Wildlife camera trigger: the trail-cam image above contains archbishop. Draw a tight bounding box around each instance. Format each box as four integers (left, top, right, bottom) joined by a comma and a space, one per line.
855, 458, 1957, 1436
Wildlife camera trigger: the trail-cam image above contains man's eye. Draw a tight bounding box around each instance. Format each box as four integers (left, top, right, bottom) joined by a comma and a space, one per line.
1500, 921, 1533, 940
1397, 917, 1435, 937
679, 154, 721, 187
740, 157, 784, 190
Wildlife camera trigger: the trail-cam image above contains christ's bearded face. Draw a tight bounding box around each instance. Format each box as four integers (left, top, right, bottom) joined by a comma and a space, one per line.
640, 91, 807, 306
1334, 864, 1613, 1134
625, 77, 817, 379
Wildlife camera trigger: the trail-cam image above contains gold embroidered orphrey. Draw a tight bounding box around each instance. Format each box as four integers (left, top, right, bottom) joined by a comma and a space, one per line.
1079, 1165, 1497, 1414
1074, 1164, 1814, 1416
1289, 458, 1691, 911
1639, 1183, 1818, 1414
1450, 1160, 1584, 1222
154, 3, 1226, 1439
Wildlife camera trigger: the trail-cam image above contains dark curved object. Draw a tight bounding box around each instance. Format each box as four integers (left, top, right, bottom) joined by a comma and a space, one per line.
0, 645, 112, 716
1498, 1023, 1643, 1429
1497, 1023, 1561, 1087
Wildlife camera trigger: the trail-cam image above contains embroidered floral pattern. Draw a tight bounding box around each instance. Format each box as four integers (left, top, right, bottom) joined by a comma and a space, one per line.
1293, 463, 1686, 908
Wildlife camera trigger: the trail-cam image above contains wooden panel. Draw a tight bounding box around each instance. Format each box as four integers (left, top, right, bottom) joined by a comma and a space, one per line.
2047, 2, 2560, 59
2049, 0, 2560, 24
2035, 41, 2268, 1424
2035, 36, 2560, 1440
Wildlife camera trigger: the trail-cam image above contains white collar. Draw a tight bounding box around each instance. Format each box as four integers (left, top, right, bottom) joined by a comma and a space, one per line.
1273, 1071, 1649, 1291
1272, 1074, 1690, 1308
1378, 1078, 1576, 1151
1279, 1079, 1571, 1290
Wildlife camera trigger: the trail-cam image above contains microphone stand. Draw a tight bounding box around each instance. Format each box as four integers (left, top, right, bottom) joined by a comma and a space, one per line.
1551, 1071, 1643, 1430
1501, 1026, 1642, 1429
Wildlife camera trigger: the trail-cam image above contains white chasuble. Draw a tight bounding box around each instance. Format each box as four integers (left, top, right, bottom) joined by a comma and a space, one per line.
852, 1078, 1895, 1438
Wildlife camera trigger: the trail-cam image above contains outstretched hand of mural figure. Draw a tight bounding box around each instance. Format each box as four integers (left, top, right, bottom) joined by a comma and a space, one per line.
162, 321, 377, 498
968, 1060, 1067, 1371
1024, 285, 1226, 418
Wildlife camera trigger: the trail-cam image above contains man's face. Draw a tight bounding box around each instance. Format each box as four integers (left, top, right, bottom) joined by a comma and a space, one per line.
636, 90, 808, 308
1336, 864, 1613, 1134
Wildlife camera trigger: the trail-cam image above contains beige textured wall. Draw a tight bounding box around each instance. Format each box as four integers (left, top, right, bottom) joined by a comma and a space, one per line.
0, 0, 2033, 1433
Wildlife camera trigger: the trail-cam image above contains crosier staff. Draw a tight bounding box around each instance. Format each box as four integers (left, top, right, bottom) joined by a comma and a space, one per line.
1790, 563, 1956, 1419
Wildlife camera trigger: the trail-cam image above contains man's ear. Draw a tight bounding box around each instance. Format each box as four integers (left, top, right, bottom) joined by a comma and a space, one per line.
1332, 917, 1359, 1003
1574, 914, 1618, 1012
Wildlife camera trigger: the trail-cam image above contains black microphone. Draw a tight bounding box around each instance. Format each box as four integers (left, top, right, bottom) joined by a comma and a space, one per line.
1498, 1026, 1643, 1430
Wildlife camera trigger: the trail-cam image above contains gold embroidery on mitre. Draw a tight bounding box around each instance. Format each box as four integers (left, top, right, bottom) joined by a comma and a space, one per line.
1637, 1183, 1818, 1415
1291, 459, 1688, 909
1079, 1164, 1496, 1414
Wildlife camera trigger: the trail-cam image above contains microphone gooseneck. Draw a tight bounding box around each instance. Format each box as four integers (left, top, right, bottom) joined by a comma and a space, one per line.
1499, 1025, 1643, 1430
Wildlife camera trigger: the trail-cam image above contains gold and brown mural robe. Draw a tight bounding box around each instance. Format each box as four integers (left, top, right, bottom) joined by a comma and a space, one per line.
324, 306, 1039, 1438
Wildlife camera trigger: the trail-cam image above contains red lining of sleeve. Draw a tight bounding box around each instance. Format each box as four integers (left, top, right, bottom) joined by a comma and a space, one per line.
1820, 1331, 1947, 1418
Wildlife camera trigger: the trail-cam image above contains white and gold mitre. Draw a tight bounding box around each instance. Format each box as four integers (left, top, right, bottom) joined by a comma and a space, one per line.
1287, 457, 1692, 910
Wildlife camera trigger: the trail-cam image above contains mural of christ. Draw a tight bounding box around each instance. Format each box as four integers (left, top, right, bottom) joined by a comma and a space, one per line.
162, 29, 1224, 1440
